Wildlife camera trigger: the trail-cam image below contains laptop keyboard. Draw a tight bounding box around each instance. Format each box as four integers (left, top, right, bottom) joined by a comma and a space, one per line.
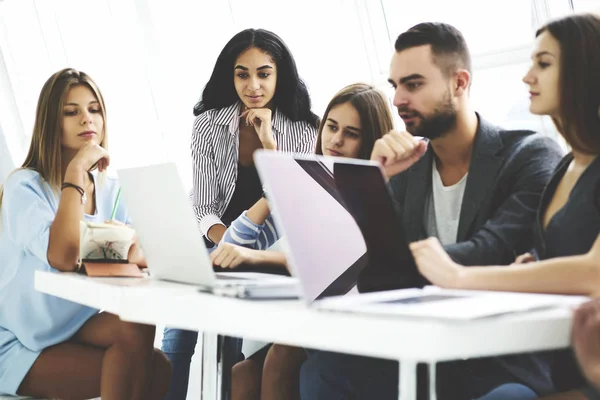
215, 273, 248, 280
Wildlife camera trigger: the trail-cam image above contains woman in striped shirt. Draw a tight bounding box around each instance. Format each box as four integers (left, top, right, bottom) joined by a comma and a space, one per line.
191, 28, 318, 247
162, 28, 318, 400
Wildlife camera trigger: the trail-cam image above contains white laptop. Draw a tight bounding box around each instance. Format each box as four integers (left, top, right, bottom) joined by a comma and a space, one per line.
116, 162, 297, 299
254, 150, 587, 319
254, 151, 369, 302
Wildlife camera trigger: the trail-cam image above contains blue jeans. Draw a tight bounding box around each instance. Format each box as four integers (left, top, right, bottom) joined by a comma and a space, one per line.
476, 384, 537, 400
300, 351, 540, 400
162, 328, 199, 400
161, 328, 245, 400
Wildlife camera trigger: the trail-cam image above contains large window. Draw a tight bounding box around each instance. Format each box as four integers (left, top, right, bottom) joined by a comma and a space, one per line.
52, 1, 166, 168
470, 62, 568, 150
0, 0, 55, 164
381, 0, 536, 57
378, 0, 538, 129
2, 0, 600, 185
0, 0, 168, 172
573, 0, 600, 10
145, 0, 375, 186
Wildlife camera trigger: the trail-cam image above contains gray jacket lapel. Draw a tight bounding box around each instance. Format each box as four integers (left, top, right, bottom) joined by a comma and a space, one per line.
456, 117, 505, 242
403, 149, 433, 242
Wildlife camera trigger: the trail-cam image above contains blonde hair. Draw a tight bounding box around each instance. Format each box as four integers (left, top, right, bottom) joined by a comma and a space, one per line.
0, 68, 107, 212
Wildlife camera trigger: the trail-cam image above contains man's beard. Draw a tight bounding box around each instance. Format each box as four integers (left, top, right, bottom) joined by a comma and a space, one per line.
399, 91, 457, 140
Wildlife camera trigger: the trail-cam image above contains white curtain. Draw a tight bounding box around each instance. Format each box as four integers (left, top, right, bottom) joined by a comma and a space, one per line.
0, 125, 15, 185
1, 0, 595, 184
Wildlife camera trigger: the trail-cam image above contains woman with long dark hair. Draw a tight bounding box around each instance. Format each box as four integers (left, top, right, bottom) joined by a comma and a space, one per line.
163, 28, 319, 400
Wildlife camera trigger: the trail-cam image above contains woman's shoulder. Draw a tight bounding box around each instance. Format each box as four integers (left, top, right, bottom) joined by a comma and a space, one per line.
194, 108, 217, 122
193, 109, 215, 133
1, 169, 53, 210
3, 169, 44, 193
194, 103, 239, 130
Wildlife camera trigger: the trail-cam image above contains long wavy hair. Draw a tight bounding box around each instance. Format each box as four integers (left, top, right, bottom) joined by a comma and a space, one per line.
537, 13, 600, 154
193, 28, 318, 128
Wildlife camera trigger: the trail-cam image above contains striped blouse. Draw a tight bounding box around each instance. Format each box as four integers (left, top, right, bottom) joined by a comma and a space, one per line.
191, 101, 317, 237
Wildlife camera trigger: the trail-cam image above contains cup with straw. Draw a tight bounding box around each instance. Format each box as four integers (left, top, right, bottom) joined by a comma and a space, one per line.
110, 187, 121, 221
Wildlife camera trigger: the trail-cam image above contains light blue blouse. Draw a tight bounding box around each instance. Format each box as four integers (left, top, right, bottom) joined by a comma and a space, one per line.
0, 168, 130, 395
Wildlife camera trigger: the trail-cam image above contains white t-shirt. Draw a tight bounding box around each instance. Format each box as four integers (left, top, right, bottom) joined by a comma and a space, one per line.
427, 159, 468, 246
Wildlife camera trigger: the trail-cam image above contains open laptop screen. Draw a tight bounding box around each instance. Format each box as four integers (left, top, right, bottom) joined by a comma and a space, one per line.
332, 162, 423, 292
255, 153, 368, 302
256, 152, 425, 301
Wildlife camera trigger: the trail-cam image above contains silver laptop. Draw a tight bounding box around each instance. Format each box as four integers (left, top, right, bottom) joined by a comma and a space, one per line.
116, 162, 297, 298
254, 150, 579, 318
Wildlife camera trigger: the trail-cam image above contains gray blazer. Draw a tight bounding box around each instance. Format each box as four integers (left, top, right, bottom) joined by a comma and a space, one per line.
360, 114, 564, 289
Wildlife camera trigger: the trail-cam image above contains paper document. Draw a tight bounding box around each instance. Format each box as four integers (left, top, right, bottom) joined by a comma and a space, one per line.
314, 287, 588, 320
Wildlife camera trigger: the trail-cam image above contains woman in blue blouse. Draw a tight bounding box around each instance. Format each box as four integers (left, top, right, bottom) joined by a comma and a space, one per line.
163, 28, 319, 400
0, 68, 170, 399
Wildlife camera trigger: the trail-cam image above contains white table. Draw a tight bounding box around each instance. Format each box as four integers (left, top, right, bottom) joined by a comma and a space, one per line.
35, 272, 576, 400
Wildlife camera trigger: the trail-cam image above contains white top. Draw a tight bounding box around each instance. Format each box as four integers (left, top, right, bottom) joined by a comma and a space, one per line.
431, 159, 468, 245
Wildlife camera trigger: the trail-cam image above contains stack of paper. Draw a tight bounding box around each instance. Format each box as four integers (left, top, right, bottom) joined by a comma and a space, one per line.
314, 287, 588, 320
